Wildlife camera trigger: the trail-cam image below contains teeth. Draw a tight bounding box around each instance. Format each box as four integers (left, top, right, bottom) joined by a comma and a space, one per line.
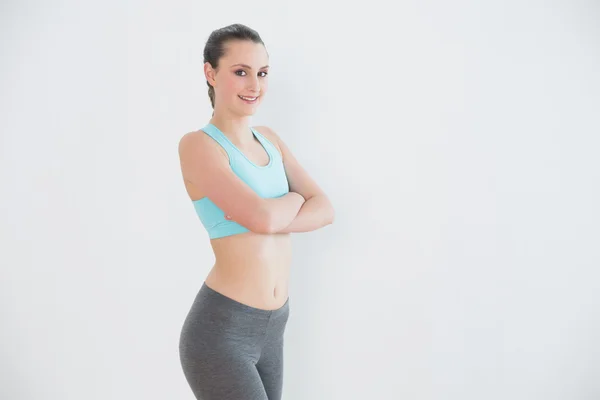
239, 95, 257, 101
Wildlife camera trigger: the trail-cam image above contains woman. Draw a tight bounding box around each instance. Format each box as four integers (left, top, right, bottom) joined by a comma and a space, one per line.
177, 24, 334, 400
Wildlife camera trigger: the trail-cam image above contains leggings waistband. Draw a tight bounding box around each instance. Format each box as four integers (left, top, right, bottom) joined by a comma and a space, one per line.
200, 282, 290, 319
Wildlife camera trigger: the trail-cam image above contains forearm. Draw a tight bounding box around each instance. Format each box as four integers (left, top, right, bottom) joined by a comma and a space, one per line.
262, 192, 305, 233
275, 195, 335, 233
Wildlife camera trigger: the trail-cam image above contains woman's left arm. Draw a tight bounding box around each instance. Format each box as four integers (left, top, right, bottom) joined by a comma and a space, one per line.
262, 126, 335, 233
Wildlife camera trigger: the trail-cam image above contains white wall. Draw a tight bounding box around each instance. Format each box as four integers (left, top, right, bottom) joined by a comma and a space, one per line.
2, 1, 599, 399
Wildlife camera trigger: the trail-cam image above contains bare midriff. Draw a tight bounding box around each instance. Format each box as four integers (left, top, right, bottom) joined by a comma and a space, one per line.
204, 231, 292, 310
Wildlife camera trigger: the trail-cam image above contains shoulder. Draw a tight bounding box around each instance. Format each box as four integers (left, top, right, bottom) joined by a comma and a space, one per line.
178, 129, 204, 149
178, 129, 228, 159
252, 125, 283, 156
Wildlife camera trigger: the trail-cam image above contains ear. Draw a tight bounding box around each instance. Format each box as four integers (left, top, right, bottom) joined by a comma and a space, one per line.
204, 62, 217, 87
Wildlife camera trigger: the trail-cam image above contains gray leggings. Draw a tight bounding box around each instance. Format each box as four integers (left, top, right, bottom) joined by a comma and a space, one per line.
179, 282, 290, 400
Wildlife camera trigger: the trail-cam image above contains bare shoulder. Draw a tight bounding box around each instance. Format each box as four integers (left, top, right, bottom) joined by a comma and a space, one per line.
178, 129, 204, 150
178, 129, 228, 159
177, 130, 229, 200
253, 125, 283, 157
178, 129, 210, 149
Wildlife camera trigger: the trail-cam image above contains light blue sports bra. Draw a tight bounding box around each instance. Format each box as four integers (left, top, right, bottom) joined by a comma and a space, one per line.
192, 123, 290, 239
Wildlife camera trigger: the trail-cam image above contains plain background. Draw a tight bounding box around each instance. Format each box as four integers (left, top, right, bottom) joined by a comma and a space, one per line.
2, 1, 599, 399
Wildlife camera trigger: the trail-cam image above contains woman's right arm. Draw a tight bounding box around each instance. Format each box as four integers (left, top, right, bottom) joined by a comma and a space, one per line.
178, 131, 305, 234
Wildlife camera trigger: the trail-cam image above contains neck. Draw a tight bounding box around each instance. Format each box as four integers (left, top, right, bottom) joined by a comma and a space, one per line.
209, 110, 253, 145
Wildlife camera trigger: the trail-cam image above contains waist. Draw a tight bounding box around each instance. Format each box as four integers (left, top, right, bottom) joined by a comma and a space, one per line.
205, 232, 291, 309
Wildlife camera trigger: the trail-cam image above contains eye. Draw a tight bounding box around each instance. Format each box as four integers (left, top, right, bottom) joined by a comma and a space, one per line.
234, 70, 269, 77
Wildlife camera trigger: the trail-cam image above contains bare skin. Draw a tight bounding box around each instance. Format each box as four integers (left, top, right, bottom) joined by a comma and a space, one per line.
179, 39, 334, 311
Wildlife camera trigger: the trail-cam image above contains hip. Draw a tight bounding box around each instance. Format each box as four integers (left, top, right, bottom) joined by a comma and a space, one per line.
179, 281, 290, 363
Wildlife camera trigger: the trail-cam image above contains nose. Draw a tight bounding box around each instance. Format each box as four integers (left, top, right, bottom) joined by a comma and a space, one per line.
247, 75, 260, 93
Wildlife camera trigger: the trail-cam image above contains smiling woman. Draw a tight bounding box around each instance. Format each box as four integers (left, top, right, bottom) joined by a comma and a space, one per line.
177, 23, 334, 400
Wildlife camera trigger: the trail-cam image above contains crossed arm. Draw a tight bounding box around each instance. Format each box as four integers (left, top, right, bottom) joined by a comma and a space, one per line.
227, 126, 335, 234
265, 126, 334, 233
276, 193, 334, 233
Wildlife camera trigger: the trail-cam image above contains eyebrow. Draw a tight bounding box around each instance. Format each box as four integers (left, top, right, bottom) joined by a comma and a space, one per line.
230, 63, 269, 69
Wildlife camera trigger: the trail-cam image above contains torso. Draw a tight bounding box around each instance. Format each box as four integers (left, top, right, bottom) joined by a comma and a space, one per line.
182, 126, 291, 311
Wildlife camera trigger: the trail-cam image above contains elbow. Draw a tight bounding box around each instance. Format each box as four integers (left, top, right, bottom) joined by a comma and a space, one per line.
326, 206, 335, 225
323, 198, 335, 225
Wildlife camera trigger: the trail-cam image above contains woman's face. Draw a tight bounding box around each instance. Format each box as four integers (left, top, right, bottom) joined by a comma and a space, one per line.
206, 40, 269, 116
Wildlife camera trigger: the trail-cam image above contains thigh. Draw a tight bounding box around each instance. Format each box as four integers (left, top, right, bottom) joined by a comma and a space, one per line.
255, 301, 290, 400
181, 355, 269, 400
256, 335, 284, 400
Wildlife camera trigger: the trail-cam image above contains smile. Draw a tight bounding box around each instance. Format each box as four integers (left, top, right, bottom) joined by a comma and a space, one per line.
239, 95, 258, 102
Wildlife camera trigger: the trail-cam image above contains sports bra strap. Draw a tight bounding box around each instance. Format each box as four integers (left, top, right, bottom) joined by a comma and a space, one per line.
200, 123, 238, 160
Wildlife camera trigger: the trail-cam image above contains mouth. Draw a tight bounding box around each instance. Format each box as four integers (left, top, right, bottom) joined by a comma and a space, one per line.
238, 95, 259, 104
